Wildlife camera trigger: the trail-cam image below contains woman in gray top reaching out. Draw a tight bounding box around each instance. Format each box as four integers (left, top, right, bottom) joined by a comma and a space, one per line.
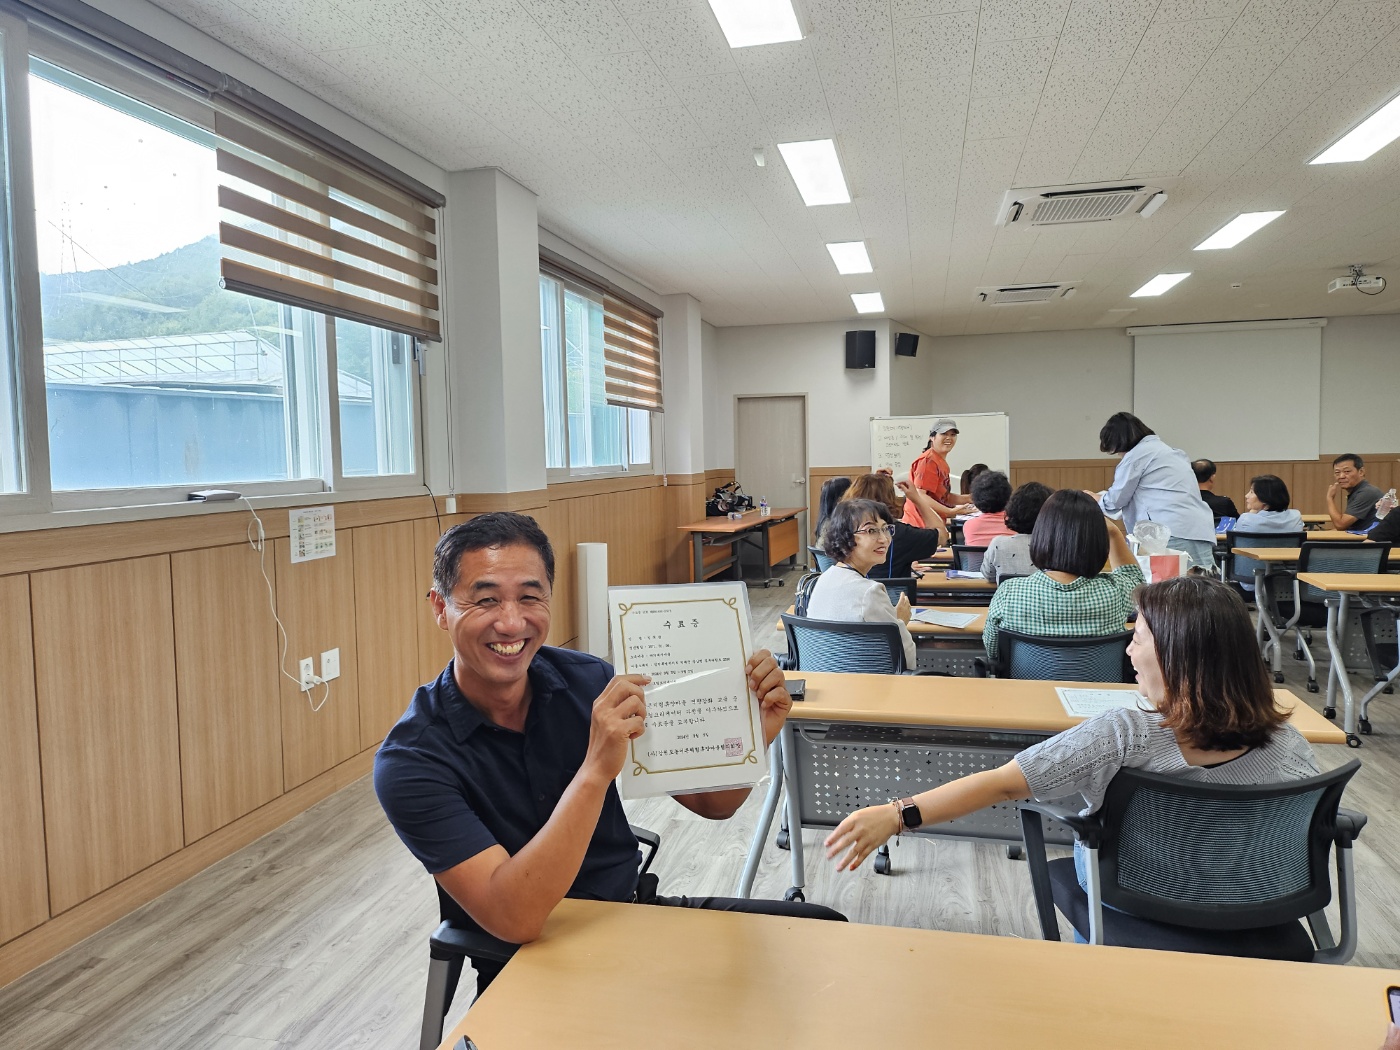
825, 576, 1319, 901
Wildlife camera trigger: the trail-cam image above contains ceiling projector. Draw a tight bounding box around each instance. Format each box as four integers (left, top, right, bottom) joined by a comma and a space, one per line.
1329, 266, 1386, 294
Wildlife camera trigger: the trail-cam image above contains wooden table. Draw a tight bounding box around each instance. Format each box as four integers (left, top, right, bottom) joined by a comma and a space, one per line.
1222, 529, 1374, 542
1302, 513, 1332, 528
915, 568, 997, 606
447, 898, 1400, 1050
1230, 547, 1397, 683
734, 672, 1343, 900
677, 507, 803, 587
1298, 572, 1400, 746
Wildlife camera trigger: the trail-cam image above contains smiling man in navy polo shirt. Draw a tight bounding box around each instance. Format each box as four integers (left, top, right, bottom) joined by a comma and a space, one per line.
374, 512, 842, 989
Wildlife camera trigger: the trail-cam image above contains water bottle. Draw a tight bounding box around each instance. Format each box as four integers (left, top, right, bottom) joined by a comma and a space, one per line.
1378, 488, 1398, 519
759, 496, 771, 517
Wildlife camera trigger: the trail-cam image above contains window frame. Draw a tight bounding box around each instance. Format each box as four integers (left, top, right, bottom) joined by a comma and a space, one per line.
539, 269, 655, 483
0, 29, 426, 528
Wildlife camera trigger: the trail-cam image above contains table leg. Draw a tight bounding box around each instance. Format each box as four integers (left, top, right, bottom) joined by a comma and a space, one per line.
1322, 595, 1361, 747
734, 736, 786, 899
692, 533, 703, 584
781, 724, 807, 899
760, 520, 775, 588
1255, 568, 1284, 681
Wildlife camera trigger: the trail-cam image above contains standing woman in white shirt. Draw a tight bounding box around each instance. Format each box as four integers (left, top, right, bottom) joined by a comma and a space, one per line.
1094, 412, 1217, 571
805, 499, 917, 668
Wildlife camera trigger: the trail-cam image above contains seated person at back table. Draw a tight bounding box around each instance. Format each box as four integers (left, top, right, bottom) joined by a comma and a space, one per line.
1192, 458, 1240, 520
961, 470, 1015, 546
374, 514, 844, 989
839, 472, 942, 579
982, 489, 1144, 662
1326, 453, 1384, 530
981, 482, 1053, 583
813, 476, 851, 544
1366, 495, 1399, 546
807, 499, 917, 668
827, 576, 1320, 933
1236, 474, 1304, 534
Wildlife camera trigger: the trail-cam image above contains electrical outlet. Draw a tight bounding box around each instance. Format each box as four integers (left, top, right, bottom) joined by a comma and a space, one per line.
320, 647, 341, 682
299, 657, 316, 691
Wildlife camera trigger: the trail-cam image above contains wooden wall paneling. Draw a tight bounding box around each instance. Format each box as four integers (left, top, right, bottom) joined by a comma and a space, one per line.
0, 575, 48, 944
32, 556, 183, 914
665, 480, 705, 583
537, 499, 577, 648
352, 521, 425, 750
170, 544, 283, 845
413, 516, 457, 683
273, 533, 362, 791
1212, 463, 1249, 509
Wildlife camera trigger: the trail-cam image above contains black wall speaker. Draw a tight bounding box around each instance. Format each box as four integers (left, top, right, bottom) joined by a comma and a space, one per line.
845, 330, 876, 369
894, 332, 919, 357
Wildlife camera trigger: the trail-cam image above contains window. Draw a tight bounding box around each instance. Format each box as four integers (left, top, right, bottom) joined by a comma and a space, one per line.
539, 271, 652, 476
0, 43, 424, 513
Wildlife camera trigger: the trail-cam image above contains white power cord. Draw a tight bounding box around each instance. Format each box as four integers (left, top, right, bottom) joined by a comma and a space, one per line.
242, 496, 331, 713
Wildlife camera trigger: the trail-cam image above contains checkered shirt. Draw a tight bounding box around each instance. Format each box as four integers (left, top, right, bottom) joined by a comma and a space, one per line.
982, 564, 1145, 660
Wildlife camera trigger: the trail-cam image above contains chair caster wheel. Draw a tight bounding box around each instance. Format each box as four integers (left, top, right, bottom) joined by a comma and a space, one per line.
1346, 734, 1362, 748
1274, 672, 1285, 684
776, 829, 790, 850
1360, 719, 1373, 735
1306, 679, 1319, 693
873, 847, 892, 875
1385, 686, 1395, 695
783, 887, 805, 902
1323, 707, 1336, 720
1006, 845, 1023, 860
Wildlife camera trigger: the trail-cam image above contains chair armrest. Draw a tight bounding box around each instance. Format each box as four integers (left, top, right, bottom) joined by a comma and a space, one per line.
429, 920, 519, 965
972, 657, 990, 678
1019, 801, 1103, 846
1334, 808, 1368, 845
630, 824, 661, 874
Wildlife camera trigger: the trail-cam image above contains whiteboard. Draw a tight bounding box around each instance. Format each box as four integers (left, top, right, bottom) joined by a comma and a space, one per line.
1131, 323, 1321, 461
870, 413, 1011, 485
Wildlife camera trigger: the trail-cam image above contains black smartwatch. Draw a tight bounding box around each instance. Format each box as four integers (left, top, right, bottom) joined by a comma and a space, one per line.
895, 796, 923, 832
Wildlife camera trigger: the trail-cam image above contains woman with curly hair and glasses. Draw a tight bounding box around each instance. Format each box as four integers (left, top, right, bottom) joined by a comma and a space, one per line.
806, 498, 916, 667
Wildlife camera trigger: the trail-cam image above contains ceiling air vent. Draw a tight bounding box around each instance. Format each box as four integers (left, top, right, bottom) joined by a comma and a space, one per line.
974, 282, 1077, 305
998, 182, 1170, 228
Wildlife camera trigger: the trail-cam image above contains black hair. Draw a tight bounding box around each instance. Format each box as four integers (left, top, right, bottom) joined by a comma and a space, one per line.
970, 470, 1011, 513
1028, 489, 1109, 578
1191, 459, 1217, 483
1332, 453, 1364, 470
821, 499, 888, 563
814, 476, 852, 541
1099, 412, 1155, 455
1248, 474, 1290, 512
1004, 481, 1053, 534
959, 462, 989, 493
432, 512, 555, 598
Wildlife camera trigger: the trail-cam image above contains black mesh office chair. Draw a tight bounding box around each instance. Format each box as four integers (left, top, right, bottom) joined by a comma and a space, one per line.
877, 577, 918, 605
1275, 542, 1391, 693
808, 545, 834, 571
951, 544, 988, 572
974, 629, 1134, 683
1358, 605, 1400, 734
780, 614, 909, 674
419, 826, 661, 1049
1018, 761, 1365, 962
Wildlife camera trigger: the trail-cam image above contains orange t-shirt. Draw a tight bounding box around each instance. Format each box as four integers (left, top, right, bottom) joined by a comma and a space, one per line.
901, 448, 950, 527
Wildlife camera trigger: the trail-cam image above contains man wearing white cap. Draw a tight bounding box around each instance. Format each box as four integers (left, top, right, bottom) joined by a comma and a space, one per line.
901, 418, 974, 528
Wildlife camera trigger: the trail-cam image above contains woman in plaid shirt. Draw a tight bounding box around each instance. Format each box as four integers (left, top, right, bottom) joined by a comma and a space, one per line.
982, 489, 1144, 661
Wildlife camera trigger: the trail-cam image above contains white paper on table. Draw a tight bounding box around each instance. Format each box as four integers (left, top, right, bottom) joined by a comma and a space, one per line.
1056, 687, 1151, 719
608, 582, 763, 799
912, 608, 979, 628
944, 569, 985, 580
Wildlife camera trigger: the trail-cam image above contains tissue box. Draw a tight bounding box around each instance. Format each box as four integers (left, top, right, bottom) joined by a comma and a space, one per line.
1135, 550, 1188, 582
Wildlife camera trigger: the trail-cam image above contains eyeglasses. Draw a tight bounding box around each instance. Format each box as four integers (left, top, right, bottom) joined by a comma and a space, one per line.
855, 525, 894, 539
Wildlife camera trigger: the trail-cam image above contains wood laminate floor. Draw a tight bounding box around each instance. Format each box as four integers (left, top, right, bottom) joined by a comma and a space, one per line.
4, 566, 1400, 1048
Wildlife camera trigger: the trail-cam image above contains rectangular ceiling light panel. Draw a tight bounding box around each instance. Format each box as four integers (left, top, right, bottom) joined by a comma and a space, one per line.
826, 241, 872, 274
1194, 211, 1285, 250
851, 292, 884, 313
777, 139, 851, 206
707, 0, 802, 48
1311, 93, 1400, 164
1130, 273, 1191, 297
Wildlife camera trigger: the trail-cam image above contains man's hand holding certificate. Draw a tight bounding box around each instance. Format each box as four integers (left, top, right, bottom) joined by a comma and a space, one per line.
608, 582, 776, 799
